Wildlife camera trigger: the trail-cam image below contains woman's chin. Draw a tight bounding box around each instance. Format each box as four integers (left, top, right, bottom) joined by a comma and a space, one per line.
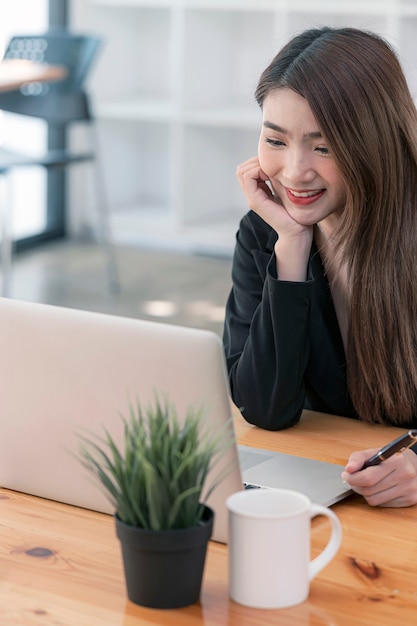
288, 212, 319, 228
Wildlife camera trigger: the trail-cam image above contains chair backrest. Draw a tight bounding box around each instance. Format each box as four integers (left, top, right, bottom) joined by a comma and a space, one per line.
0, 30, 102, 124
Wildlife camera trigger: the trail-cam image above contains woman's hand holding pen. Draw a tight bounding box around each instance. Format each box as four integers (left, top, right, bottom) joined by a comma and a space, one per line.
342, 448, 417, 507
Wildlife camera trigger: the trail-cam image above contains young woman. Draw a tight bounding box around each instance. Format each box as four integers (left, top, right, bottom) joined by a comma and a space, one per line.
223, 27, 417, 507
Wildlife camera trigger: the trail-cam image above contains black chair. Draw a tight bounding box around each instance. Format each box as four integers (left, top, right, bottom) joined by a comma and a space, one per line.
0, 30, 120, 296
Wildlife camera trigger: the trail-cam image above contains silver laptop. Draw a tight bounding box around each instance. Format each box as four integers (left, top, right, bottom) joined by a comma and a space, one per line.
0, 297, 351, 543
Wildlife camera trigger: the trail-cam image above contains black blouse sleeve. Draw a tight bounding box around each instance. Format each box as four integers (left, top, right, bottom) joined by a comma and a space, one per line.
223, 211, 314, 430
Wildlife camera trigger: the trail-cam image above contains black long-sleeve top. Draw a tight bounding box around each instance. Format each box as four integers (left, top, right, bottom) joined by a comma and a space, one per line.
223, 210, 417, 431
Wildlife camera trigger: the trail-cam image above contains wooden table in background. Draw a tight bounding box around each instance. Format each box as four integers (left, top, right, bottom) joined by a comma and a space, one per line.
1, 410, 416, 626
0, 59, 65, 92
0, 58, 66, 298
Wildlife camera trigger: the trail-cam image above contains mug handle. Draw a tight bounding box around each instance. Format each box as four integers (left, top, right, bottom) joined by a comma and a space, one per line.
308, 504, 342, 581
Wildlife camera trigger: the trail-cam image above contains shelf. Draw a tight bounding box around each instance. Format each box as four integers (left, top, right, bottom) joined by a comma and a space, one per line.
90, 0, 417, 16
109, 205, 238, 257
184, 107, 261, 129
91, 0, 283, 9
74, 0, 417, 256
95, 99, 175, 122
183, 9, 273, 111
91, 0, 175, 7
183, 0, 285, 10
289, 1, 395, 16
87, 4, 171, 103
96, 103, 261, 127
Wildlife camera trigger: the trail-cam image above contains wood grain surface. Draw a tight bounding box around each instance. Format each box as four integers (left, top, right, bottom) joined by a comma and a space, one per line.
1, 409, 416, 625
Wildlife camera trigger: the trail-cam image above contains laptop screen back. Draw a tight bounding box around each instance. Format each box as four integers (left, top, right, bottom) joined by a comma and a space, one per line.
0, 297, 242, 543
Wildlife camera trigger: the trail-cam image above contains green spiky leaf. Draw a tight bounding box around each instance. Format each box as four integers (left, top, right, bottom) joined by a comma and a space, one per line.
76, 393, 235, 529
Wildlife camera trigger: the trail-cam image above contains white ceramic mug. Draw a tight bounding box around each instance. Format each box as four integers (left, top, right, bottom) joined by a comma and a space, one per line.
227, 488, 342, 609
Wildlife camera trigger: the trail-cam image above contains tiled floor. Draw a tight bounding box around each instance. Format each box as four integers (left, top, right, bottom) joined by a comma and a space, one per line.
9, 239, 234, 337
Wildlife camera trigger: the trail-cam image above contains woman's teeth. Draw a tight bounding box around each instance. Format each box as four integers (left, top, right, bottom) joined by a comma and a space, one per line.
290, 189, 322, 198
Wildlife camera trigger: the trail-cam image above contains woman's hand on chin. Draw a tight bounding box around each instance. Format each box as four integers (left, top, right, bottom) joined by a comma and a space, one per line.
236, 156, 312, 239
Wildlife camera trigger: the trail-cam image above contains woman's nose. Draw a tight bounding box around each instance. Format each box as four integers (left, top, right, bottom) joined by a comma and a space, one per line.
282, 150, 315, 184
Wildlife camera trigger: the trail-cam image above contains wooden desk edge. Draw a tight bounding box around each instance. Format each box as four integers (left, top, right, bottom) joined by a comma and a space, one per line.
233, 406, 408, 465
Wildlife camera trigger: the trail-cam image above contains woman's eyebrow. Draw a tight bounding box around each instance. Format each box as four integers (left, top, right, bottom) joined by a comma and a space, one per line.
263, 120, 323, 140
263, 121, 287, 133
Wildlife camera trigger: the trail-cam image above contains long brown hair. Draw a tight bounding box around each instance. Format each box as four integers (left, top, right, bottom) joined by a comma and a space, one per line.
256, 27, 417, 424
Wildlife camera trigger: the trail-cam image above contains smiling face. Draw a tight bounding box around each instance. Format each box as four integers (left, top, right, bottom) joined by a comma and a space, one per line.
258, 88, 347, 230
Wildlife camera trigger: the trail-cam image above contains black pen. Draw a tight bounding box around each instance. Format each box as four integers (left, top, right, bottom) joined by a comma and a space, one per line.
361, 429, 417, 470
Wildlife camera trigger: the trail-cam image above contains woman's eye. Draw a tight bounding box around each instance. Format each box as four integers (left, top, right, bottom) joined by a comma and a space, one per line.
265, 138, 285, 147
315, 146, 330, 155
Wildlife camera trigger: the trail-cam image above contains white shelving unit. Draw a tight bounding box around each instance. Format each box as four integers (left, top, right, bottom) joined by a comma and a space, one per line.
70, 0, 417, 256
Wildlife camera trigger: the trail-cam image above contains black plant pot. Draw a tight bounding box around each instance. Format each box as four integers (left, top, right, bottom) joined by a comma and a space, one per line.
115, 506, 214, 609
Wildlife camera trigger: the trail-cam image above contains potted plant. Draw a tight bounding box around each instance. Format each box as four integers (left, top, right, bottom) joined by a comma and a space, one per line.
77, 394, 231, 609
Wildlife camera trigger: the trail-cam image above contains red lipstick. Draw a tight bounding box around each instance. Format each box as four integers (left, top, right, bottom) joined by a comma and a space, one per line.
285, 188, 325, 206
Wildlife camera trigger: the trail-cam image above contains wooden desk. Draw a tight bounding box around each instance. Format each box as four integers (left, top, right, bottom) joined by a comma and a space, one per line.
0, 59, 66, 92
1, 410, 416, 626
